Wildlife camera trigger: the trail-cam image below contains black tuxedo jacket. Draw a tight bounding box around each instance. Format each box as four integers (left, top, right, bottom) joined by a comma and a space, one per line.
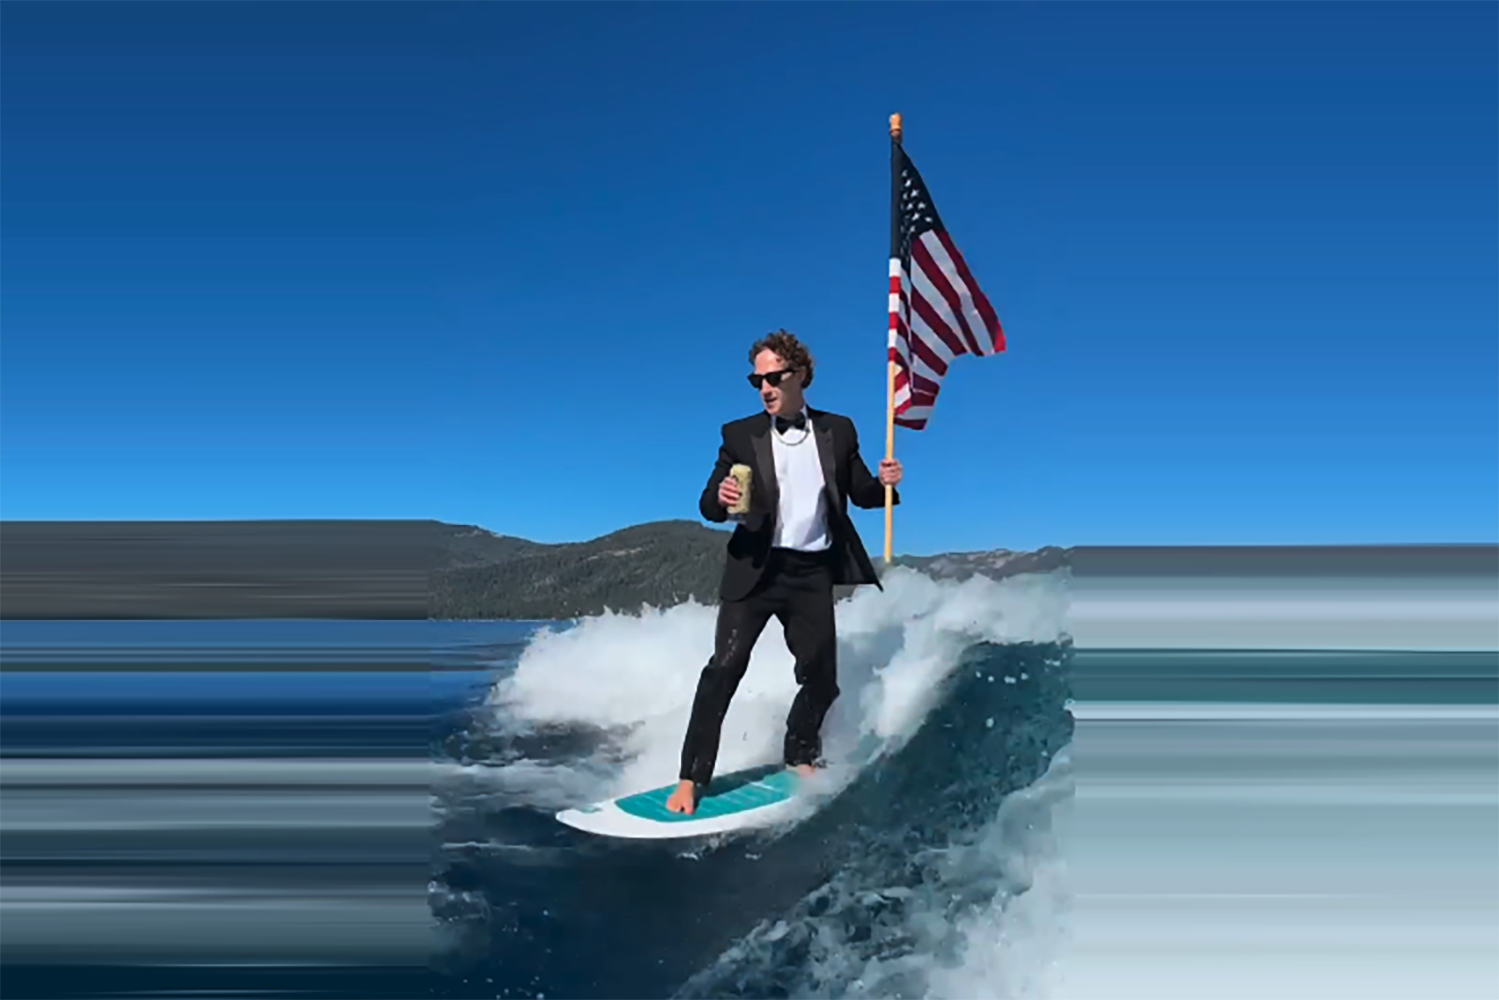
698, 408, 899, 602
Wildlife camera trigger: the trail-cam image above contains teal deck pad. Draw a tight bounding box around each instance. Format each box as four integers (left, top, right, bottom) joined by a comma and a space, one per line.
615, 764, 800, 823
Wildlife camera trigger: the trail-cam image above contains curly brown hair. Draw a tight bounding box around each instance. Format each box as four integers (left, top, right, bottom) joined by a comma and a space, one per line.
748, 329, 815, 388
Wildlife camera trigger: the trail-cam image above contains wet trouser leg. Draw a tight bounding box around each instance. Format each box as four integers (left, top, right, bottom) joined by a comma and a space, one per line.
778, 553, 839, 768
678, 589, 774, 786
678, 549, 838, 787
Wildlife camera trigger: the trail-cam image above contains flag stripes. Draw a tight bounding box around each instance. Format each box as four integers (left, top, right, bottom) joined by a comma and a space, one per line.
888, 144, 1004, 430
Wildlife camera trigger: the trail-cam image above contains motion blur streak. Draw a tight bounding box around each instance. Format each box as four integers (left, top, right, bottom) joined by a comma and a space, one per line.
1063, 545, 1499, 1000
0, 618, 498, 1000
0, 522, 445, 996
0, 521, 492, 998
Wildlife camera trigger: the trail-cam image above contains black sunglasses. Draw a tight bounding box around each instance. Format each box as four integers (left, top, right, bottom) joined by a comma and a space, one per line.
748, 369, 798, 389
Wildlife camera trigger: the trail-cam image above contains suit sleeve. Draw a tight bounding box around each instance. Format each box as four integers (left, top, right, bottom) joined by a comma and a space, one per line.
699, 425, 734, 523
848, 419, 899, 510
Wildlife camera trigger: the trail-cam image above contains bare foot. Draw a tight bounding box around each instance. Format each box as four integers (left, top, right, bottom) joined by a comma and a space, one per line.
788, 763, 817, 777
665, 779, 697, 815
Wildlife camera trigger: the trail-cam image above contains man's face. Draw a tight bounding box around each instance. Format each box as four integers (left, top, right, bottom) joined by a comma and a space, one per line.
751, 349, 805, 417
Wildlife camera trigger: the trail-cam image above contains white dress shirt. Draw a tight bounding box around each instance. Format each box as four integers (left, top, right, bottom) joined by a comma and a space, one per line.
770, 408, 831, 552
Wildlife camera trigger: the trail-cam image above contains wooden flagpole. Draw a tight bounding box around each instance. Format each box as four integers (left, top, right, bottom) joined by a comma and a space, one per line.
884, 112, 902, 565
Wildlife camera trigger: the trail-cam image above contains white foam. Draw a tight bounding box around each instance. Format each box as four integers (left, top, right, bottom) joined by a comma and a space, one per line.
923, 748, 1074, 999
486, 566, 1068, 804
837, 567, 1069, 745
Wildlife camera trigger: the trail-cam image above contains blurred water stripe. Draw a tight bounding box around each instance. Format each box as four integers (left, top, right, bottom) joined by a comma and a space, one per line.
1068, 544, 1499, 651
0, 620, 524, 1000
1062, 545, 1499, 1000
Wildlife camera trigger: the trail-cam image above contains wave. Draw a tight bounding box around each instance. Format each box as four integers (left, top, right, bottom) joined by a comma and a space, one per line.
432, 565, 1073, 999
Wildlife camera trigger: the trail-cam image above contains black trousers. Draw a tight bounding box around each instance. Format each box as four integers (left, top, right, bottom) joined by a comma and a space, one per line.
678, 547, 840, 787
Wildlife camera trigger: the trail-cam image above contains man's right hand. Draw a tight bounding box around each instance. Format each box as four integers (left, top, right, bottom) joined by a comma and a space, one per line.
717, 475, 741, 509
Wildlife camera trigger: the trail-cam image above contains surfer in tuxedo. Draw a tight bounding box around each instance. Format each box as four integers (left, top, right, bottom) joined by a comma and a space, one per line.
666, 330, 903, 815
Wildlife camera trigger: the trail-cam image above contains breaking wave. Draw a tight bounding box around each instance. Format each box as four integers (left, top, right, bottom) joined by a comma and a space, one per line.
432, 565, 1073, 999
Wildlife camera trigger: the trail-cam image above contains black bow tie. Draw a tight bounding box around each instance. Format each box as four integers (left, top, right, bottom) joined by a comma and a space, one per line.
774, 413, 807, 433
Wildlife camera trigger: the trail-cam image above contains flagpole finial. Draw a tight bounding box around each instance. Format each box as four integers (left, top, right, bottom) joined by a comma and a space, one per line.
889, 113, 902, 141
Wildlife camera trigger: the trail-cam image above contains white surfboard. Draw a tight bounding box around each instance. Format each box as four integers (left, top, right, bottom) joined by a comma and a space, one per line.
556, 763, 806, 840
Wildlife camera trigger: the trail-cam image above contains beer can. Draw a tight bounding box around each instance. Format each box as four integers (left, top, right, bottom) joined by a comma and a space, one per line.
727, 463, 753, 515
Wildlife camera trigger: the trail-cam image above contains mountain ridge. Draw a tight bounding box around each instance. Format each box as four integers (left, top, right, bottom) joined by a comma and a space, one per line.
0, 518, 1066, 620
432, 518, 1069, 619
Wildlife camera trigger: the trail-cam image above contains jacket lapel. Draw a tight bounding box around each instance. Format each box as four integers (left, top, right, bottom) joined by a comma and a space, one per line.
750, 415, 779, 522
810, 410, 841, 508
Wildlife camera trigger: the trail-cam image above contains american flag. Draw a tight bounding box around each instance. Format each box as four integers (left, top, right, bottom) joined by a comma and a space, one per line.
889, 144, 1005, 430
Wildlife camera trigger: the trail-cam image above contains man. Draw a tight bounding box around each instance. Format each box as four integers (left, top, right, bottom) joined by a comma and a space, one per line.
666, 330, 903, 815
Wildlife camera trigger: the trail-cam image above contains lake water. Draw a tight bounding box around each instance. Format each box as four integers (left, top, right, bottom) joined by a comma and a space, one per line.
1, 564, 1495, 999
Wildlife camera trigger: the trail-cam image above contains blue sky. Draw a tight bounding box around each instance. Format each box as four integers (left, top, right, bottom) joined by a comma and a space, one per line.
2, 3, 1494, 553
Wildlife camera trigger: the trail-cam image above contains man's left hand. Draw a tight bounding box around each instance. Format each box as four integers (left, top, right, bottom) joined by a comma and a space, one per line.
878, 458, 903, 487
